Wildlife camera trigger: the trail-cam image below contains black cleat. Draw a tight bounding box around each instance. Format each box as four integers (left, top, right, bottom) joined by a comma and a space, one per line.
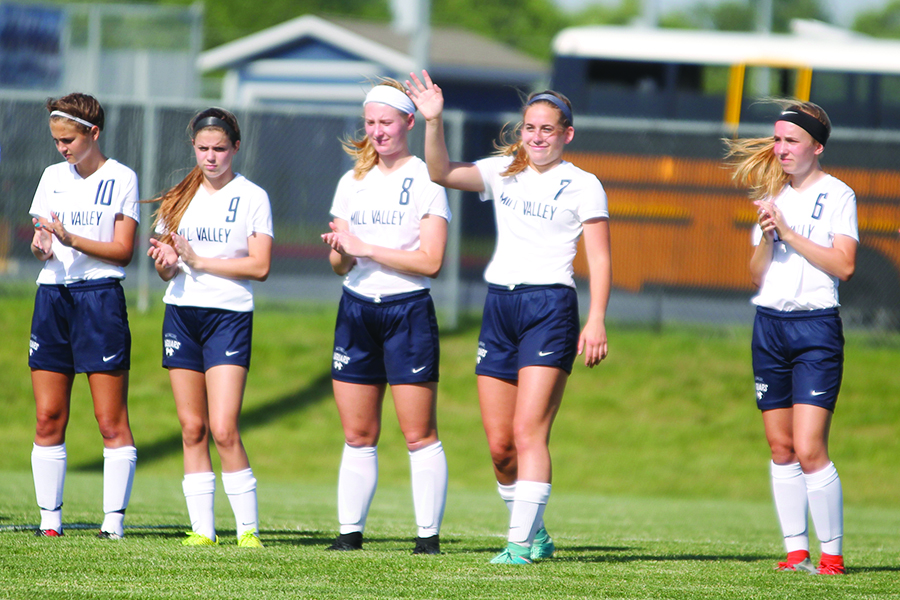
412, 534, 440, 555
326, 531, 363, 551
98, 530, 123, 540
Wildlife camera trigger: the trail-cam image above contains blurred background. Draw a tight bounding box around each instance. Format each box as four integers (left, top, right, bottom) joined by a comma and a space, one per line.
2, 0, 900, 334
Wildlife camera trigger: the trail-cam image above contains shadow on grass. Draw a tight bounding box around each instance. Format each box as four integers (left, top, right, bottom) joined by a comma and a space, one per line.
71, 372, 334, 472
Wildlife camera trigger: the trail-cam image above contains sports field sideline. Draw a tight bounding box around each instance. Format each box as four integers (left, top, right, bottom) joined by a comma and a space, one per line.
1, 285, 898, 599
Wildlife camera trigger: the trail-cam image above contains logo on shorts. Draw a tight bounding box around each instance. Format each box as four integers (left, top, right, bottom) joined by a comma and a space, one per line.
103, 353, 119, 362
476, 342, 487, 365
225, 350, 239, 357
164, 333, 181, 357
412, 366, 426, 374
538, 350, 555, 357
333, 347, 351, 371
755, 377, 768, 401
811, 390, 827, 397
29, 335, 39, 356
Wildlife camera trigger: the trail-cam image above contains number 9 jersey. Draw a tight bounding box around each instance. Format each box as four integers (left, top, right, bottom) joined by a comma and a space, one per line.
158, 174, 273, 312
330, 156, 451, 298
29, 159, 140, 284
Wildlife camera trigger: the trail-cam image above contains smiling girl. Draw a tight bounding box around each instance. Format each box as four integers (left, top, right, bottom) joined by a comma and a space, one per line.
321, 80, 451, 555
407, 71, 611, 564
726, 101, 857, 575
28, 93, 139, 540
148, 108, 273, 548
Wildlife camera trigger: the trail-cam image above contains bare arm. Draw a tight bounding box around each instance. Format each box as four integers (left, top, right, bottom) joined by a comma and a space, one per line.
578, 218, 611, 367
324, 215, 448, 279
172, 232, 273, 281
35, 213, 137, 267
407, 70, 485, 192
147, 237, 180, 281
322, 218, 357, 276
756, 199, 857, 281
749, 232, 775, 287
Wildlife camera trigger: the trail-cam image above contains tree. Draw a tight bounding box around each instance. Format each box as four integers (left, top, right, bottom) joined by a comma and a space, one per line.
431, 0, 568, 61
657, 0, 830, 33
853, 0, 900, 38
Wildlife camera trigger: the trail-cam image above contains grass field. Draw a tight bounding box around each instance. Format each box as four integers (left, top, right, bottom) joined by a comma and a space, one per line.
1, 283, 899, 599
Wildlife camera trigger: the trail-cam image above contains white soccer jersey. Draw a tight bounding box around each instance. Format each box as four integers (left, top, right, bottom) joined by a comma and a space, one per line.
29, 159, 140, 284
330, 156, 451, 297
159, 175, 273, 312
752, 174, 858, 311
476, 156, 608, 288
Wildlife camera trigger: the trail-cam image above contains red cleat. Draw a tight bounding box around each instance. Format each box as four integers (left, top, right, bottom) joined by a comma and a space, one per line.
777, 550, 816, 573
817, 553, 845, 575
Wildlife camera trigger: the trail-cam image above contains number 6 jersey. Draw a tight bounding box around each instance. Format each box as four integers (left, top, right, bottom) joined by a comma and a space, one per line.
29, 159, 140, 284
330, 156, 450, 297
752, 174, 858, 311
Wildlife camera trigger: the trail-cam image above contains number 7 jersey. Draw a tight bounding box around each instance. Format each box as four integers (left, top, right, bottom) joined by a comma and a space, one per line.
30, 159, 140, 284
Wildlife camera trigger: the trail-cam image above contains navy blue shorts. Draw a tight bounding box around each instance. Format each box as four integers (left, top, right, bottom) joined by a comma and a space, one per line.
29, 278, 131, 373
752, 306, 844, 412
476, 284, 580, 380
332, 288, 440, 385
162, 305, 252, 372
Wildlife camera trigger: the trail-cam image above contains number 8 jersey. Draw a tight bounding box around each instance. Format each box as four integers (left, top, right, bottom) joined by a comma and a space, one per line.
158, 174, 273, 312
29, 159, 140, 284
330, 156, 451, 297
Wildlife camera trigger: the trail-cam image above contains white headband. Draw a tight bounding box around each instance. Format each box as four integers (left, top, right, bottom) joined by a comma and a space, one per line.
363, 85, 415, 115
50, 110, 97, 129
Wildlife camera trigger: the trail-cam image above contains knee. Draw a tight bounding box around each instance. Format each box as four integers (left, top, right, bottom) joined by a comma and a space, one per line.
35, 410, 66, 440
402, 426, 437, 452
180, 419, 209, 447
95, 414, 130, 443
343, 425, 380, 448
209, 422, 241, 450
488, 438, 516, 468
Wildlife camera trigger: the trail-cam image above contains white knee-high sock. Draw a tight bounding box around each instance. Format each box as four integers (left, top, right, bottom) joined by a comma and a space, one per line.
771, 461, 809, 553
183, 472, 216, 541
32, 443, 66, 532
222, 468, 259, 539
498, 481, 547, 532
498, 482, 515, 513
508, 481, 551, 547
337, 444, 378, 535
805, 462, 843, 556
409, 441, 448, 538
101, 445, 137, 537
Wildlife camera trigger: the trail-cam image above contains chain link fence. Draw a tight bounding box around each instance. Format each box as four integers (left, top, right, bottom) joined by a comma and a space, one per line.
2, 94, 899, 335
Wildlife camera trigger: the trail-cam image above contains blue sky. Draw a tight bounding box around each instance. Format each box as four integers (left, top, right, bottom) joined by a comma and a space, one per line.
550, 0, 889, 27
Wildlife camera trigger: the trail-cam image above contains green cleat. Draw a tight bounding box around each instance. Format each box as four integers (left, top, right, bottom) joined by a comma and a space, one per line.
237, 530, 263, 548
490, 542, 533, 564
181, 531, 217, 546
530, 527, 556, 561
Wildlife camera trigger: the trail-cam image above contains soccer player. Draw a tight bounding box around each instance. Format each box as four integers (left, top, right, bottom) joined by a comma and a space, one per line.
407, 71, 611, 564
321, 80, 450, 555
726, 101, 856, 575
29, 93, 139, 539
147, 108, 273, 548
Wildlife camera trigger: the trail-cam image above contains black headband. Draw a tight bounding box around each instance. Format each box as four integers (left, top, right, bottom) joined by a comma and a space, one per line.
192, 116, 239, 142
527, 93, 573, 126
776, 108, 829, 146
